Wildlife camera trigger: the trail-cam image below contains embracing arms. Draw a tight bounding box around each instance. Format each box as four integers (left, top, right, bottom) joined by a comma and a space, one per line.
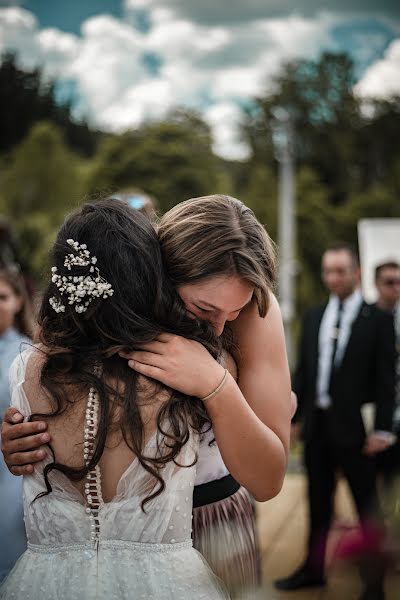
1, 294, 292, 500
205, 295, 292, 499
121, 293, 292, 501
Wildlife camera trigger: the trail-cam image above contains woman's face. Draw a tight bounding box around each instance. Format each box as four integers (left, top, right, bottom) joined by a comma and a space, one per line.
0, 280, 22, 336
177, 275, 254, 336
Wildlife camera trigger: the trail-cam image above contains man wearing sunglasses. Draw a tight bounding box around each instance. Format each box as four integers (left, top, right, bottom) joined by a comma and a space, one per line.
375, 262, 400, 315
375, 261, 400, 487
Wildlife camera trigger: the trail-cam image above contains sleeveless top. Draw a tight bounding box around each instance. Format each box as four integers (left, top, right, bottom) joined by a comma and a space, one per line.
195, 428, 229, 486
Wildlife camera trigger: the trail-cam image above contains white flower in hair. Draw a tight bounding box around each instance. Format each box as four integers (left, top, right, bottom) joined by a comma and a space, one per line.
49, 296, 66, 313
49, 239, 114, 314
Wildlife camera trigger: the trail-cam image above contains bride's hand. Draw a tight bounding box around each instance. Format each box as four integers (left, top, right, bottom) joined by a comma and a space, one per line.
119, 333, 225, 398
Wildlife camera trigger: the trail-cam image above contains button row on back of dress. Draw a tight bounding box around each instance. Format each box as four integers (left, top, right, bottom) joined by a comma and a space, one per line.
83, 380, 104, 552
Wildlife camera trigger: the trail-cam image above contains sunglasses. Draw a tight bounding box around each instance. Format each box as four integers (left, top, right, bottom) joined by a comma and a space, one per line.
381, 278, 400, 287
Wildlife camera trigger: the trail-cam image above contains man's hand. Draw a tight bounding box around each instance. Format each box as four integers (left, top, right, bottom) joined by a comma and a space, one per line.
1, 407, 50, 475
363, 432, 394, 456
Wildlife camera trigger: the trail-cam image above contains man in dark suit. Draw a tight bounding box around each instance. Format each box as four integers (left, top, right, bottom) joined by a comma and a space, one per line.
275, 243, 396, 600
374, 262, 400, 489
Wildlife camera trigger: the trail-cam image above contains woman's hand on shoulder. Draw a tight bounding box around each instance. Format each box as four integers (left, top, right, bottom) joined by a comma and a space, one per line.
120, 333, 225, 399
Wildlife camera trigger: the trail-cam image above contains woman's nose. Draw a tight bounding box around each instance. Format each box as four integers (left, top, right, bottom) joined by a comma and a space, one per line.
211, 317, 226, 337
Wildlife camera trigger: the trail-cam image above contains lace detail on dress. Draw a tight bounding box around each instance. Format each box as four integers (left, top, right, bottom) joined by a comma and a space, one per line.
83, 381, 104, 551
27, 540, 193, 554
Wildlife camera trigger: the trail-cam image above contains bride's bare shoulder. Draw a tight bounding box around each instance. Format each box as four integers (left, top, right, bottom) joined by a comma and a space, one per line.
23, 346, 54, 414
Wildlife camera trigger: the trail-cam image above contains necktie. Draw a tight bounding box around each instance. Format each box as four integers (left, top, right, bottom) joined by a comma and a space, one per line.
329, 301, 343, 395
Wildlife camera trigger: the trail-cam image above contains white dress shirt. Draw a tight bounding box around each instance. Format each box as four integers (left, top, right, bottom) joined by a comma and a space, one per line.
316, 288, 363, 409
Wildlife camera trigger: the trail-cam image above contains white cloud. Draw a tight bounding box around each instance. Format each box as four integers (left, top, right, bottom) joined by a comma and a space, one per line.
37, 29, 80, 78
0, 6, 339, 159
355, 38, 400, 98
125, 0, 151, 8
0, 7, 41, 70
0, 7, 79, 78
204, 102, 250, 160
1, 5, 399, 161
69, 15, 147, 119
208, 15, 334, 101
99, 78, 174, 130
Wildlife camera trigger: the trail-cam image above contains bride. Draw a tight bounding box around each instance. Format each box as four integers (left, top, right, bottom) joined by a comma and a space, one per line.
0, 199, 230, 599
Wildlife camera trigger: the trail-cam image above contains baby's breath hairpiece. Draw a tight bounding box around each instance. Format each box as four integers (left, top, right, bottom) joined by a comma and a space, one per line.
49, 239, 114, 314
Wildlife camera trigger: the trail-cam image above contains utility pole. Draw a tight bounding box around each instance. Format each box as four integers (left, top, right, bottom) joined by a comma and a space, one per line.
272, 108, 296, 367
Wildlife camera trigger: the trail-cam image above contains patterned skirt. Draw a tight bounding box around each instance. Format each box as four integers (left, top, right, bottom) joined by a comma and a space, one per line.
192, 478, 261, 597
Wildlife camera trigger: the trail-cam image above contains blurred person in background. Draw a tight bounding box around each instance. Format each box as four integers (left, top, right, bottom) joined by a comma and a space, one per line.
0, 267, 33, 582
375, 262, 400, 316
110, 190, 157, 221
374, 262, 400, 526
0, 218, 35, 299
0, 219, 19, 269
375, 261, 400, 435
275, 243, 396, 600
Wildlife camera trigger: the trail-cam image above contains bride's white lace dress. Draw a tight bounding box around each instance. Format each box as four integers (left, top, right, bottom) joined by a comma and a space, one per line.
0, 350, 229, 599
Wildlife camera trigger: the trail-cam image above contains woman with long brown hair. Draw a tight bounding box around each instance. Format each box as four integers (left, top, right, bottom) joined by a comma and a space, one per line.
129, 195, 292, 595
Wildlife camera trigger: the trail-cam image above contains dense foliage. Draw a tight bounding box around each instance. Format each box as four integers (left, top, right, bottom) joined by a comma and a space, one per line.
1, 52, 399, 314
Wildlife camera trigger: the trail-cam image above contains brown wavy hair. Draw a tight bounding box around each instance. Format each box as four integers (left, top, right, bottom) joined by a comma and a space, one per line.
158, 194, 276, 317
0, 267, 34, 338
33, 199, 222, 508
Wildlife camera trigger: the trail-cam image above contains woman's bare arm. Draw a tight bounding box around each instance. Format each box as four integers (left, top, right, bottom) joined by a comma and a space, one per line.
229, 293, 292, 458
120, 294, 291, 501
201, 294, 291, 500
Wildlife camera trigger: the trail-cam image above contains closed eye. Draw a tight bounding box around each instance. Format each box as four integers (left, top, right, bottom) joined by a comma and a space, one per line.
194, 305, 213, 314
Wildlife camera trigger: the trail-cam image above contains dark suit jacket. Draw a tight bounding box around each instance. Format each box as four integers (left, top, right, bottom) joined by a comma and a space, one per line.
293, 300, 396, 447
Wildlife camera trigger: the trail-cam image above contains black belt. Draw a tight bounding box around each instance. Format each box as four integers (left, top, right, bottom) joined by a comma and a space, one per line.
193, 474, 240, 508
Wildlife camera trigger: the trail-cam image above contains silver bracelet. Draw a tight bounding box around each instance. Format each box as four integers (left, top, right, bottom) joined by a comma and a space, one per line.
200, 368, 228, 402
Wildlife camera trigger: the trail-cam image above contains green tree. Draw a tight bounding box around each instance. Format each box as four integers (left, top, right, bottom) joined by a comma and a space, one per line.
244, 53, 361, 205
241, 52, 400, 315
240, 165, 278, 239
336, 182, 400, 244
356, 98, 400, 188
296, 167, 335, 313
87, 110, 225, 213
0, 121, 86, 280
0, 53, 99, 156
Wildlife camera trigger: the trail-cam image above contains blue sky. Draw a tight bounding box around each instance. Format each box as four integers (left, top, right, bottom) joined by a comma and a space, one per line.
1, 0, 399, 158
19, 0, 123, 34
